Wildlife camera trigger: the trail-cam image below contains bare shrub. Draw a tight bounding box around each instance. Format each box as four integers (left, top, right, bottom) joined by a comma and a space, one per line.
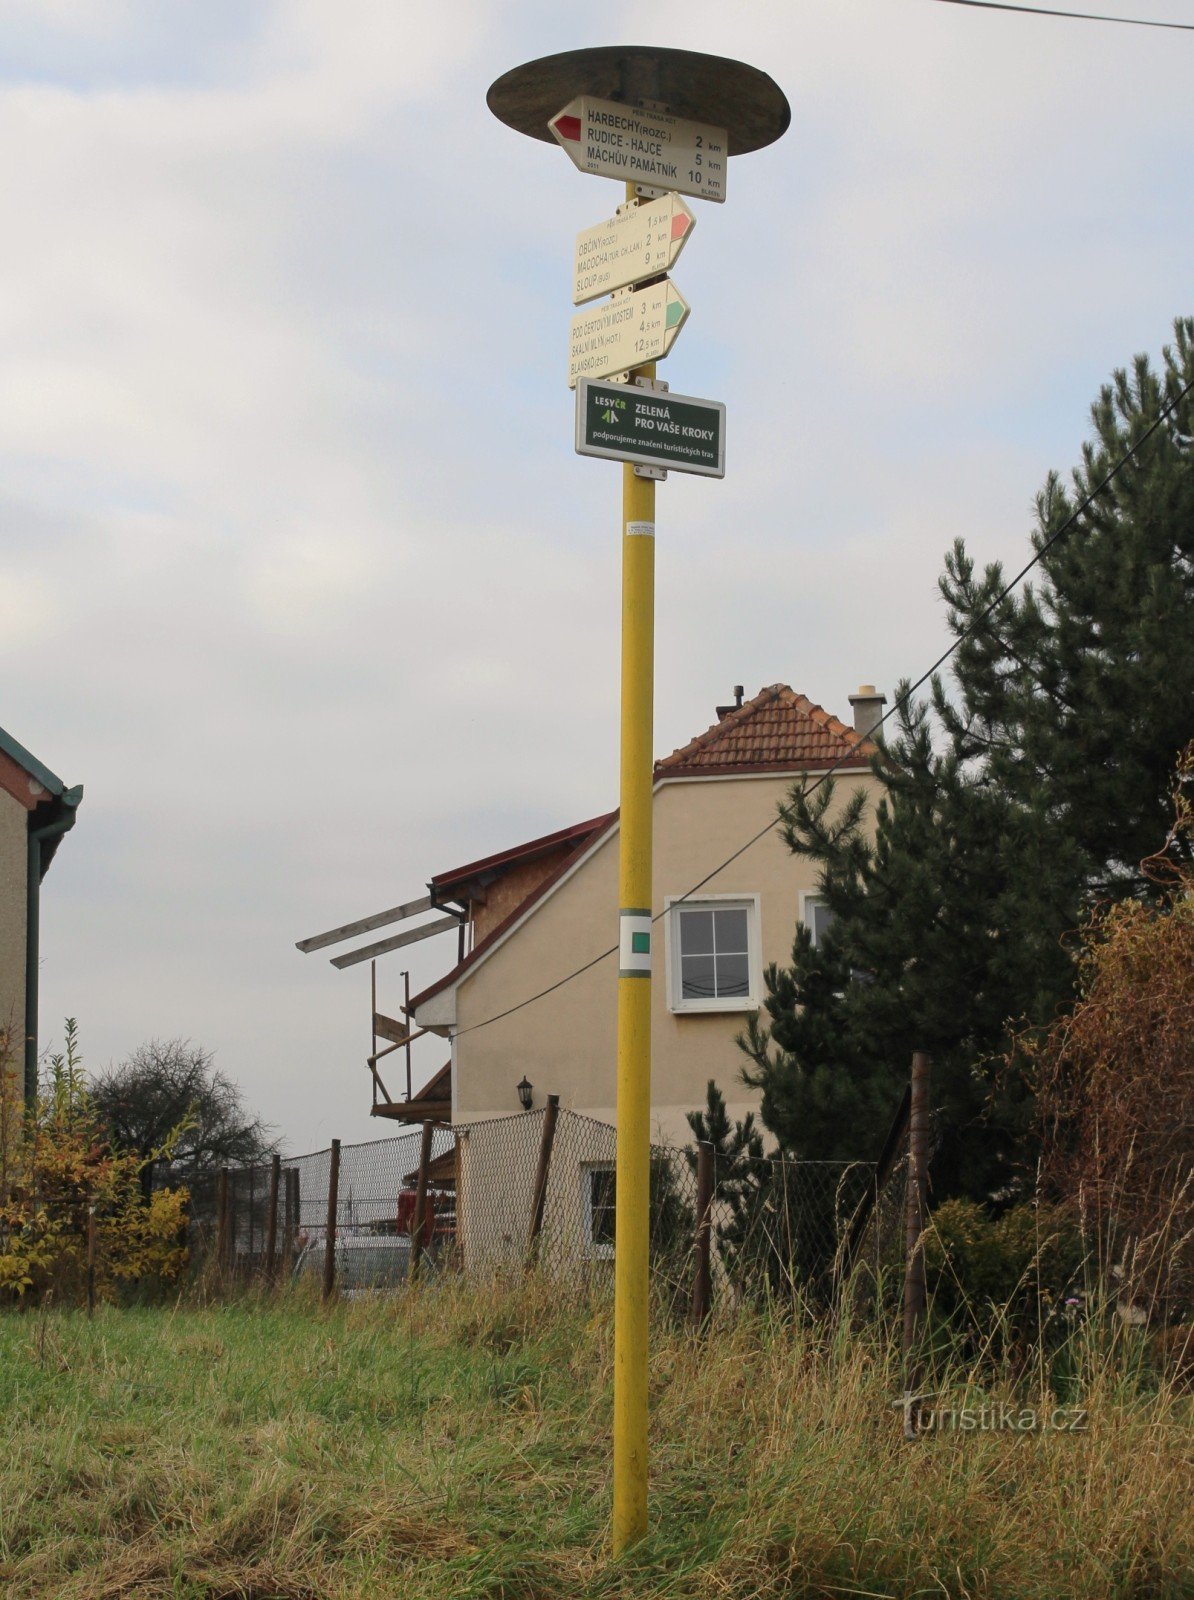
1030, 747, 1193, 1316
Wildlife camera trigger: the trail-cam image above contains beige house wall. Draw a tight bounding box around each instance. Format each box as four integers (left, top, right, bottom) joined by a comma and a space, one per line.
453, 1107, 620, 1276
0, 790, 27, 1073
449, 769, 881, 1148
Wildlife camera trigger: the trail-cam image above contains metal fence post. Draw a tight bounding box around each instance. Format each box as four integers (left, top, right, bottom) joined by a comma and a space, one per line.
410, 1120, 434, 1285
840, 1084, 911, 1285
902, 1051, 932, 1432
286, 1167, 300, 1268
247, 1162, 257, 1269
452, 1130, 461, 1266
86, 1205, 97, 1317
265, 1153, 281, 1284
215, 1168, 230, 1277
228, 1171, 241, 1279
526, 1094, 560, 1268
322, 1139, 341, 1303
690, 1141, 714, 1331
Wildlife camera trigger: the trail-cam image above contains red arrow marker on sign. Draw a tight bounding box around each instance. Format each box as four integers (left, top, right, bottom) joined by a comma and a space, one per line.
571, 195, 696, 305
548, 95, 727, 203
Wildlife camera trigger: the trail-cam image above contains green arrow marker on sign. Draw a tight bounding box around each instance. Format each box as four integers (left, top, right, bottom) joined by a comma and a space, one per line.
567, 280, 690, 387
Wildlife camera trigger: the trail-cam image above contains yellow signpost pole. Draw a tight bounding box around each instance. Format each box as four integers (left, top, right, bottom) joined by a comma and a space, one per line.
485, 46, 789, 1558
613, 202, 656, 1544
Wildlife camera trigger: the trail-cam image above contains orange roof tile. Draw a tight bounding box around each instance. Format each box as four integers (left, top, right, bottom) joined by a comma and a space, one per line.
655, 683, 873, 776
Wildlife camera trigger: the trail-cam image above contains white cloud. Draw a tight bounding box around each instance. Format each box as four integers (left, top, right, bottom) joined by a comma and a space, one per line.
4, 1, 1190, 1148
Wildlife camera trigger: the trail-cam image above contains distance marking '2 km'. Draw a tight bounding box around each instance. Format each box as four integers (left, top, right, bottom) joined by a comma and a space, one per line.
550, 96, 727, 203
573, 194, 696, 305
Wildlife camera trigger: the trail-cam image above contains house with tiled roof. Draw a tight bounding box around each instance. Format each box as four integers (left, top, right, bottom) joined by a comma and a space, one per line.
402, 682, 886, 1148
0, 723, 83, 1105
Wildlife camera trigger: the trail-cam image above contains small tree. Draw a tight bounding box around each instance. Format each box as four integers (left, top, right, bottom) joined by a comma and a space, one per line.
90, 1039, 275, 1195
0, 1020, 187, 1303
686, 1083, 785, 1298
686, 1081, 865, 1306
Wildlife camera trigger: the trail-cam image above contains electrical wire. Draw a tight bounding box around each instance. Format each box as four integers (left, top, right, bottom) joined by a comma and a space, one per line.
450, 372, 1193, 1042
932, 0, 1194, 29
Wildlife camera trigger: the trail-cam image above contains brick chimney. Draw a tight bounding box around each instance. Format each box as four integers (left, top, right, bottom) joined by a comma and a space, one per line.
716, 685, 745, 720
847, 683, 887, 740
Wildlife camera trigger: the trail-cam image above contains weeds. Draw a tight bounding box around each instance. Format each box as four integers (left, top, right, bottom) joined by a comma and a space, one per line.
0, 1278, 1187, 1599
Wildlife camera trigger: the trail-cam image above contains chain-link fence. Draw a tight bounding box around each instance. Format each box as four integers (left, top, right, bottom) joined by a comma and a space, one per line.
699, 1149, 881, 1309
171, 1125, 456, 1290
173, 1108, 906, 1314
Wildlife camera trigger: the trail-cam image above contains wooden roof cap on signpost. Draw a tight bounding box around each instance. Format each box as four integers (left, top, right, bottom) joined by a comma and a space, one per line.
487, 46, 790, 155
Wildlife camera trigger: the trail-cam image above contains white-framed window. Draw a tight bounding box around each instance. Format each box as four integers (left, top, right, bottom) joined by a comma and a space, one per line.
665, 894, 762, 1013
582, 1162, 616, 1258
799, 892, 835, 948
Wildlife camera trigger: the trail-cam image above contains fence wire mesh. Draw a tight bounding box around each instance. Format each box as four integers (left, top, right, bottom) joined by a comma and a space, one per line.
175, 1108, 905, 1311
702, 1149, 880, 1309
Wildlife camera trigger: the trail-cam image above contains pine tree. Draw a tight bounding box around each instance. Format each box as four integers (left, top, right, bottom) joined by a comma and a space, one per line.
741, 319, 1194, 1202
937, 318, 1194, 890
685, 1081, 859, 1303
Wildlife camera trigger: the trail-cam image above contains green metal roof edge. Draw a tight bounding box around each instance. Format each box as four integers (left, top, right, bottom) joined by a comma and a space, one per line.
0, 724, 66, 798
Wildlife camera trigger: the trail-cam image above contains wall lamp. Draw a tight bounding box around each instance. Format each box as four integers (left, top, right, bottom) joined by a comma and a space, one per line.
516, 1075, 533, 1111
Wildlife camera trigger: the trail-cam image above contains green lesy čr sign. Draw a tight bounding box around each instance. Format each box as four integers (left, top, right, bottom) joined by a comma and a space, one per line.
575, 379, 725, 478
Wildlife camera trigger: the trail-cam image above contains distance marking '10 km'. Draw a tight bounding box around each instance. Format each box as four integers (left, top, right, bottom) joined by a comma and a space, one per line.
550, 96, 727, 204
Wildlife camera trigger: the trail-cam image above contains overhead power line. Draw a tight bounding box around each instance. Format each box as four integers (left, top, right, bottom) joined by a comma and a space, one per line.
450, 372, 1194, 1042
932, 0, 1194, 30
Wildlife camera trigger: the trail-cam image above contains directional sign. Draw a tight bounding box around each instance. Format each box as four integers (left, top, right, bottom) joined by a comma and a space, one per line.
573, 195, 695, 306
549, 96, 727, 204
568, 281, 690, 388
576, 379, 725, 478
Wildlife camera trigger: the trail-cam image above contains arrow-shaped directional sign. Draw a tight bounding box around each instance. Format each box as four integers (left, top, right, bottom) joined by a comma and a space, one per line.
568, 280, 690, 388
573, 195, 696, 305
550, 96, 727, 204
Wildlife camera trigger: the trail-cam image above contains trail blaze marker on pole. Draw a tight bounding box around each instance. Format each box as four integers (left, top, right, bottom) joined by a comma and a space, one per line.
568, 279, 690, 387
486, 45, 790, 1554
550, 95, 728, 203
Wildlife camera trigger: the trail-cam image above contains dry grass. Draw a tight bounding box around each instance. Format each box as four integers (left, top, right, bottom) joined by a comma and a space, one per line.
0, 1278, 1188, 1598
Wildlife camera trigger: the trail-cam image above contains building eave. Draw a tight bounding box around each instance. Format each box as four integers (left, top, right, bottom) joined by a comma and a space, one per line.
411, 759, 872, 1020
0, 725, 66, 801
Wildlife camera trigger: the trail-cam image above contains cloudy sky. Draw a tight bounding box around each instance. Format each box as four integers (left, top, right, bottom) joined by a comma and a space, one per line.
3, 0, 1189, 1153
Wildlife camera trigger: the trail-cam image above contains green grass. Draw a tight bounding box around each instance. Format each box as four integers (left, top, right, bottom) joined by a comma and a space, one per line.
0, 1280, 1188, 1598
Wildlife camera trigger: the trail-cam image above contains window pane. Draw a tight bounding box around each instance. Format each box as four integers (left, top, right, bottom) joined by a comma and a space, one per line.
810, 901, 834, 946
678, 908, 714, 954
714, 907, 748, 953
681, 953, 718, 998
589, 1169, 616, 1246
715, 952, 749, 997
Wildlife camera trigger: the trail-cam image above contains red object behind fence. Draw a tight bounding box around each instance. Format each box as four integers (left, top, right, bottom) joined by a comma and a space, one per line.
396, 1188, 436, 1240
